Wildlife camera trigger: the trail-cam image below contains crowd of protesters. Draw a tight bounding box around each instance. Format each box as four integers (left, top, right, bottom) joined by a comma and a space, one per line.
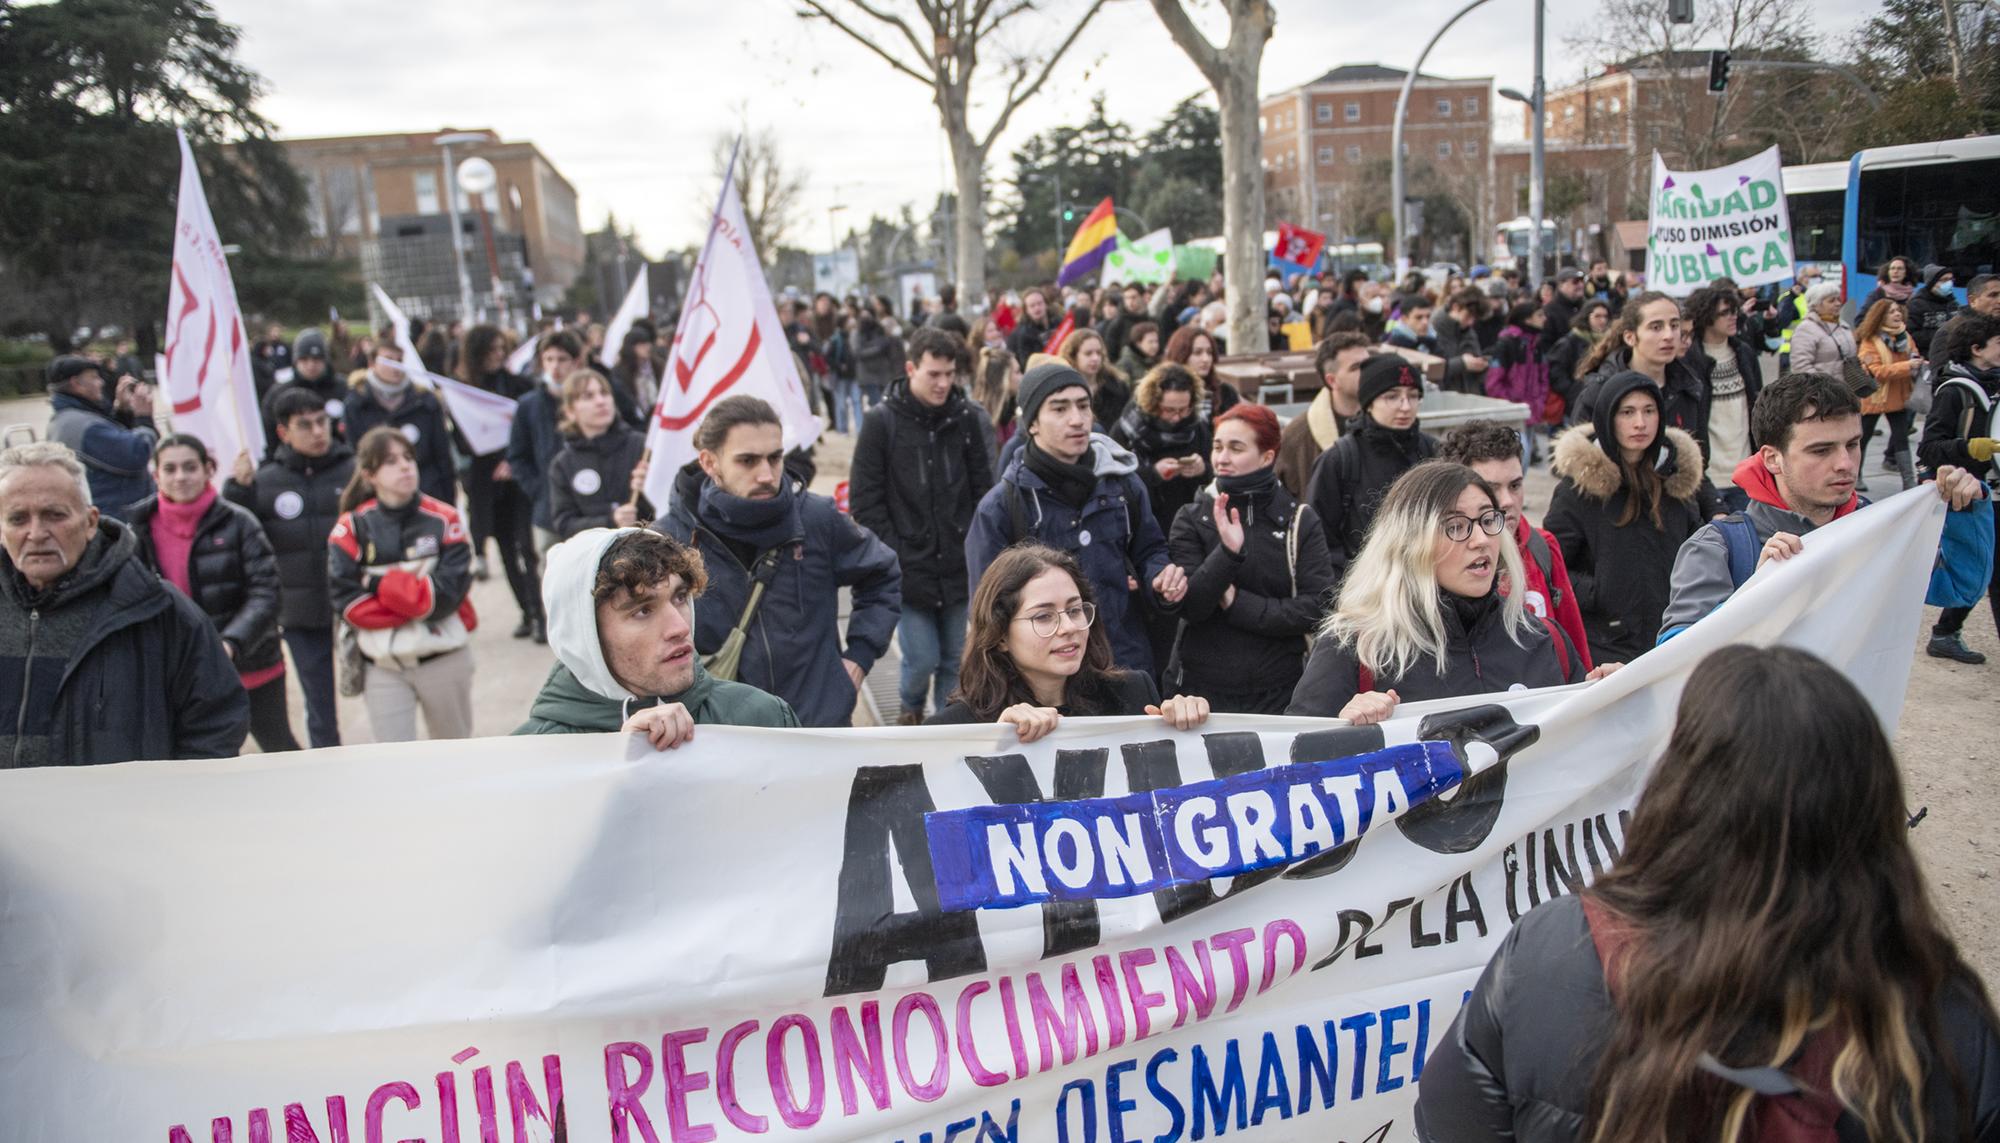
9, 248, 2000, 1138
7, 247, 1997, 757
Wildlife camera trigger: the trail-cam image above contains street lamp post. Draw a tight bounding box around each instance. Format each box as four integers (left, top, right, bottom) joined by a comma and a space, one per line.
434, 131, 487, 323
1496, 3, 1547, 287
1392, 0, 1493, 279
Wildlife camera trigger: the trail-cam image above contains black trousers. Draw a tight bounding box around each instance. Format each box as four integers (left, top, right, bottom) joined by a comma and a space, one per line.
247, 672, 301, 753
465, 455, 541, 620
1936, 510, 2000, 639
282, 625, 340, 748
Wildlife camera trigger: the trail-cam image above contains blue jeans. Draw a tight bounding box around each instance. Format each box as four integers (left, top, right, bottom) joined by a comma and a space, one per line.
833, 376, 863, 433
897, 601, 967, 716
282, 625, 340, 748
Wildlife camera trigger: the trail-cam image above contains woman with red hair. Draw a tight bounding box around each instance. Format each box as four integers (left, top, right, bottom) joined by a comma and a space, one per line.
1163, 403, 1336, 713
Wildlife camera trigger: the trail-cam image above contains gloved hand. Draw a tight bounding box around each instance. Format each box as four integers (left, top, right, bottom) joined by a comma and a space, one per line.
1969, 438, 1997, 463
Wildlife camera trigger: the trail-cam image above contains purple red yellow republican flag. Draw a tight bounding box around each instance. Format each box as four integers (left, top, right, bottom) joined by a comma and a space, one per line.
1055, 197, 1118, 287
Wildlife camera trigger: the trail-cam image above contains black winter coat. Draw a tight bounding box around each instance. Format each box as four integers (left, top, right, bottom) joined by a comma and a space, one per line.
507, 386, 564, 530
849, 386, 996, 612
1415, 894, 2000, 1143
1166, 482, 1335, 711
1286, 586, 1582, 716
548, 423, 651, 538
1305, 416, 1439, 580
1919, 363, 2000, 482
224, 442, 356, 630
1112, 406, 1212, 537
0, 522, 246, 764
1908, 287, 1960, 358
128, 494, 284, 674
1543, 425, 1707, 665
342, 383, 457, 507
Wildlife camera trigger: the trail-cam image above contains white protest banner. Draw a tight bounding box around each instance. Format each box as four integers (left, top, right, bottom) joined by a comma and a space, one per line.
602, 267, 650, 370
161, 128, 265, 468
643, 142, 820, 510
1646, 145, 1795, 296
368, 282, 518, 455
1103, 228, 1176, 285
0, 490, 1945, 1142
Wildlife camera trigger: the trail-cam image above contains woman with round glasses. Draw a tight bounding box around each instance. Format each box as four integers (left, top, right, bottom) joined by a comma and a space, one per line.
1289, 462, 1613, 723
929, 543, 1211, 741
1546, 370, 1707, 665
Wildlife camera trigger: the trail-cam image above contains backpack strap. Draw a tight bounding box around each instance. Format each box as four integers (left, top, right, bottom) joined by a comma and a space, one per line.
1004, 480, 1029, 545
1715, 514, 1762, 589
1543, 614, 1573, 679
1523, 525, 1560, 607
1286, 504, 1305, 597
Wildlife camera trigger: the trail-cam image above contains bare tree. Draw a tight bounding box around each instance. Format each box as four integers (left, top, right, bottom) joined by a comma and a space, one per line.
1147, 0, 1274, 355
795, 0, 1110, 304
699, 123, 808, 265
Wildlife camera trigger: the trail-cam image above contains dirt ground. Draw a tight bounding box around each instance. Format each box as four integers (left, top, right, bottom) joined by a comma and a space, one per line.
2, 394, 1991, 987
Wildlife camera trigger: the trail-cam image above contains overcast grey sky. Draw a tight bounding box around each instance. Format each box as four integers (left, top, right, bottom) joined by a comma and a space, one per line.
211, 0, 1876, 256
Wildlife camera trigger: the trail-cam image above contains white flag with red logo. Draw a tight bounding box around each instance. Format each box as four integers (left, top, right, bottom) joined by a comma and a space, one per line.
367, 283, 518, 456
161, 129, 264, 468
642, 146, 820, 509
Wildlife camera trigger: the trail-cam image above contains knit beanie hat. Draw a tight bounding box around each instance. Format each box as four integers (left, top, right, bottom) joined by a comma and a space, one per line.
1357, 353, 1424, 414
1017, 361, 1090, 424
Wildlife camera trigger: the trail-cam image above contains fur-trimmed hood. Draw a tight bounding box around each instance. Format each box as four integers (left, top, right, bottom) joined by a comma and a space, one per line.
1552, 424, 1704, 503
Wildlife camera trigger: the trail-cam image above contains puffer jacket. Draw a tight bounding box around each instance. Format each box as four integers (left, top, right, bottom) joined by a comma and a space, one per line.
127, 494, 283, 674
1166, 479, 1335, 711
849, 384, 996, 612
547, 422, 650, 539
1789, 314, 1857, 378
224, 442, 356, 630
965, 436, 1173, 674
1415, 894, 2000, 1142
1544, 423, 1706, 665
1285, 584, 1583, 717
327, 495, 476, 665
657, 465, 902, 728
0, 521, 246, 765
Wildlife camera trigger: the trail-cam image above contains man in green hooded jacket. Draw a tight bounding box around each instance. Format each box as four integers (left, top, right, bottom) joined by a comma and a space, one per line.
515, 527, 797, 743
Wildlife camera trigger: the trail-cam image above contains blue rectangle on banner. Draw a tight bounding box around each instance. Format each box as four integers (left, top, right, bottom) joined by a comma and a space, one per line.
926, 741, 1466, 911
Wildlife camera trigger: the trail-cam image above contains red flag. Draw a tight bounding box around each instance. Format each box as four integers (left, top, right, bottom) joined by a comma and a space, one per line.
1042, 313, 1077, 355
1274, 221, 1327, 270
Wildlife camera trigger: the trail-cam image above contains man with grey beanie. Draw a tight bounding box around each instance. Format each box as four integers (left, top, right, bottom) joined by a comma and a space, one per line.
965, 361, 1186, 675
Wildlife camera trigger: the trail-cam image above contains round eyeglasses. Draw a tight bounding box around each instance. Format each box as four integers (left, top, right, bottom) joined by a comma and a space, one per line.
1014, 602, 1097, 638
1442, 509, 1508, 542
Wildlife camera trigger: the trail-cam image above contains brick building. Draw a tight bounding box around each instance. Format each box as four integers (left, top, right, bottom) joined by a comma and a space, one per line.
1488, 52, 1794, 272
274, 128, 586, 319
1261, 64, 1493, 260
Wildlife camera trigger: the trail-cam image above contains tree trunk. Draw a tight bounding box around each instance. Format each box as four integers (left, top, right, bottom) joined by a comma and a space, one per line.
1941, 0, 1968, 93
948, 129, 988, 308
1217, 61, 1268, 355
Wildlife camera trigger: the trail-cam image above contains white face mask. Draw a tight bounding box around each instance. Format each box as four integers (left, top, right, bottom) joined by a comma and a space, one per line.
1364, 296, 1386, 314
1937, 280, 1957, 297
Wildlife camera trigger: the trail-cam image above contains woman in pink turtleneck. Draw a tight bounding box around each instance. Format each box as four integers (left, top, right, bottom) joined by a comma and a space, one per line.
129, 435, 297, 753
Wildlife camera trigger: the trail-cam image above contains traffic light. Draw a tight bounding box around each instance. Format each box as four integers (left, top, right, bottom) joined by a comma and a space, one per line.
1667, 0, 1693, 24
1062, 204, 1076, 223
1707, 50, 1731, 93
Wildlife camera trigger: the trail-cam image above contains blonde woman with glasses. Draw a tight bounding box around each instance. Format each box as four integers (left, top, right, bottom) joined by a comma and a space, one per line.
1288, 461, 1618, 722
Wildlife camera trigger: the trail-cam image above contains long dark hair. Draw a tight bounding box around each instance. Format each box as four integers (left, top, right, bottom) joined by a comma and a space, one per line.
1584, 645, 1996, 1142
458, 323, 506, 384
338, 426, 417, 513
1580, 291, 1674, 376
953, 544, 1123, 719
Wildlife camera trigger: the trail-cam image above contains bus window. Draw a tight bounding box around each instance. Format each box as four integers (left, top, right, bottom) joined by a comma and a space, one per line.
1788, 191, 1844, 264
1858, 157, 2000, 281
